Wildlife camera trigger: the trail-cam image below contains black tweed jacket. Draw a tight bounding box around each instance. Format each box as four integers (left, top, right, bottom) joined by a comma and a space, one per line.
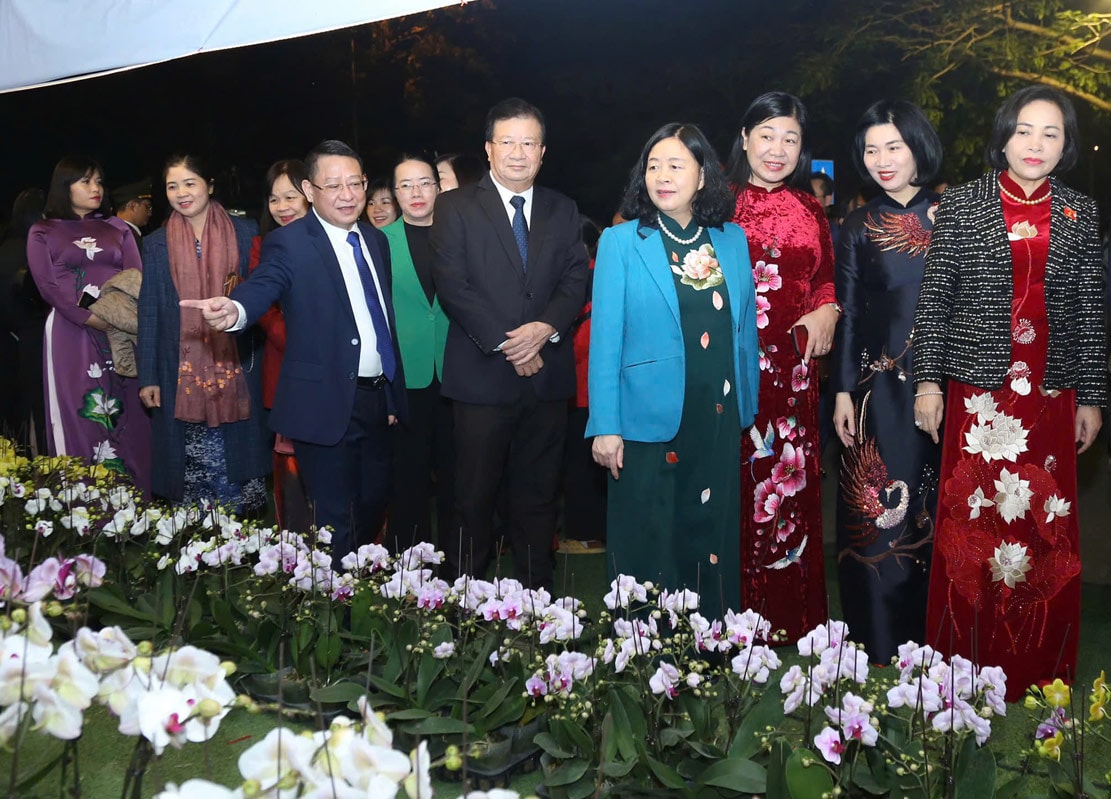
913, 171, 1107, 407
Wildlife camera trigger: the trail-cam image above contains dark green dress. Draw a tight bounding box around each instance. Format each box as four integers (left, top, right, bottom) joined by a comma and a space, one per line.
608, 216, 741, 621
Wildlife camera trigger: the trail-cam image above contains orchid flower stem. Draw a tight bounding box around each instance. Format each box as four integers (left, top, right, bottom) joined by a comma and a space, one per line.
120, 737, 153, 799
6, 705, 32, 799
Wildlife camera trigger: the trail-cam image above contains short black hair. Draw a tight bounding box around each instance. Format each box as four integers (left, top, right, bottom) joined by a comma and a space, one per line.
484, 98, 546, 143
986, 85, 1080, 172
304, 140, 363, 184
259, 159, 308, 236
851, 100, 942, 187
393, 153, 440, 186
619, 122, 734, 228
725, 92, 813, 192
435, 152, 486, 189
810, 172, 834, 196
6, 188, 45, 240
44, 156, 105, 220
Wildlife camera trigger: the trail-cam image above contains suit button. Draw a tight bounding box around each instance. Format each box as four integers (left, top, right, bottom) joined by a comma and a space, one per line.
526, 292, 534, 299
351, 338, 359, 345
348, 371, 355, 379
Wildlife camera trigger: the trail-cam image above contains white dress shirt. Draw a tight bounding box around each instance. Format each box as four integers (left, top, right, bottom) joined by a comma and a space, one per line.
230, 209, 390, 377
488, 172, 534, 228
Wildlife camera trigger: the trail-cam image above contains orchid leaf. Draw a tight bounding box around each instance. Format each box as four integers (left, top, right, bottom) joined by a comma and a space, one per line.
699, 756, 767, 792
784, 747, 833, 799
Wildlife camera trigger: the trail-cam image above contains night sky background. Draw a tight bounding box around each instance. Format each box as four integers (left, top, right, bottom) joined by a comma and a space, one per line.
0, 0, 1106, 225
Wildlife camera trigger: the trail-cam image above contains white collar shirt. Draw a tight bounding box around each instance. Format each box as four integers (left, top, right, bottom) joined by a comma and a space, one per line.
313, 208, 388, 378
489, 172, 535, 229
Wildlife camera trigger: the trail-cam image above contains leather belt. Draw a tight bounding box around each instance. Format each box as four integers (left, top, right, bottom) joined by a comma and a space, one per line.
357, 374, 388, 389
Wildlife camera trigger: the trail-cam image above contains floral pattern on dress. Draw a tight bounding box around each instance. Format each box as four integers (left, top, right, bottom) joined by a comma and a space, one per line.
936, 390, 1079, 644
747, 239, 814, 567
670, 244, 723, 290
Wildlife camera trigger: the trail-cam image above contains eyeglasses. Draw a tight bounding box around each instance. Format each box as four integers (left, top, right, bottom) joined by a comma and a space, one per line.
309, 178, 368, 195
490, 139, 542, 153
395, 180, 438, 194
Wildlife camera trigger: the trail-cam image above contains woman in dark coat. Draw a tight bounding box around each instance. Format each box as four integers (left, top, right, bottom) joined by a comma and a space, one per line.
138, 154, 270, 510
831, 101, 943, 663
913, 86, 1105, 700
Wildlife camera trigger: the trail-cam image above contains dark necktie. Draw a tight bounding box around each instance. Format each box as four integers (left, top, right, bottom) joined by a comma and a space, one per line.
346, 231, 397, 382
510, 195, 528, 270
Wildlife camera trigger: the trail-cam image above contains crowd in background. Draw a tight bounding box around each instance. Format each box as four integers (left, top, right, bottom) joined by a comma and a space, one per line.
0, 85, 1105, 703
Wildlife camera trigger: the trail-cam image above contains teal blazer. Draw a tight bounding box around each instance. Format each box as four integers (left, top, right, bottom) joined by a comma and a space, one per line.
585, 220, 759, 442
383, 219, 449, 389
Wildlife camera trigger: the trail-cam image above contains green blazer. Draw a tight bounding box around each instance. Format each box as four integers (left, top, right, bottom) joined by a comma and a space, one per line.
383, 219, 449, 389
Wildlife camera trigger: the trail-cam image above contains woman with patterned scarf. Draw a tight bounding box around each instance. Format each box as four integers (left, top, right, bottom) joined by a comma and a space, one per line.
138, 154, 270, 513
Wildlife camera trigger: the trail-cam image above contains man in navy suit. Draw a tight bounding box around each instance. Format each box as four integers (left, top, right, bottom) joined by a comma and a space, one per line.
181, 140, 405, 565
431, 98, 588, 588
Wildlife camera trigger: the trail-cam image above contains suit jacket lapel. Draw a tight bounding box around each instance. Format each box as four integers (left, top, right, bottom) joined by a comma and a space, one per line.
358, 222, 398, 331
635, 227, 680, 327
709, 227, 744, 330
1045, 178, 1072, 286
477, 176, 527, 276
524, 188, 551, 277
976, 173, 1013, 282
306, 213, 357, 329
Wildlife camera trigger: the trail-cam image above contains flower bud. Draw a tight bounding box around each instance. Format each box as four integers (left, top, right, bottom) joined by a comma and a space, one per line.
10, 608, 25, 625
197, 698, 223, 719
137, 640, 154, 656
45, 601, 64, 617
220, 661, 236, 677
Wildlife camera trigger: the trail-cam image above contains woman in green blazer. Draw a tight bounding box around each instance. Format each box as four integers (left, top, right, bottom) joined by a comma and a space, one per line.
383, 154, 454, 547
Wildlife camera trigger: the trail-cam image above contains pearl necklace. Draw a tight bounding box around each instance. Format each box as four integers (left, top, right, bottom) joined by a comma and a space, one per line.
657, 213, 703, 246
998, 179, 1050, 206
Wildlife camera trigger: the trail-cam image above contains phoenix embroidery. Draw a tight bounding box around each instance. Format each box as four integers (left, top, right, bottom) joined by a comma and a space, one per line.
864, 211, 931, 257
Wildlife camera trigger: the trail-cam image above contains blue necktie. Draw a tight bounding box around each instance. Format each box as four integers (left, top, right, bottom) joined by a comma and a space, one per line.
346, 231, 397, 382
510, 195, 528, 270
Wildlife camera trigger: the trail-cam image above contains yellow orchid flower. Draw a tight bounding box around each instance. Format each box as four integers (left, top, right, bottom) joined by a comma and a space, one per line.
1035, 730, 1064, 761
1044, 678, 1071, 709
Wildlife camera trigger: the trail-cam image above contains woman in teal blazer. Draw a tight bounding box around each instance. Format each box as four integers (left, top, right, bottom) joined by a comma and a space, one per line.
587, 123, 759, 620
383, 154, 454, 545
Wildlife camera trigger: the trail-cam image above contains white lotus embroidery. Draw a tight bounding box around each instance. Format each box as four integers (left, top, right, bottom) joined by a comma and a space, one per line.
73, 237, 103, 261
1044, 495, 1071, 524
992, 467, 1033, 524
988, 541, 1032, 588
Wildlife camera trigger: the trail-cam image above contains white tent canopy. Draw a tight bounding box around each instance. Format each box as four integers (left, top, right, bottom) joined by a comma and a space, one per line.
0, 0, 459, 93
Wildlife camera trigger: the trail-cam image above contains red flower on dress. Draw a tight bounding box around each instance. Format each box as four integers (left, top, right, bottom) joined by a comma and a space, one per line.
791, 362, 810, 392
938, 459, 1079, 613
1063, 206, 1077, 221
771, 442, 807, 497
752, 260, 782, 292
755, 294, 771, 330
753, 478, 783, 523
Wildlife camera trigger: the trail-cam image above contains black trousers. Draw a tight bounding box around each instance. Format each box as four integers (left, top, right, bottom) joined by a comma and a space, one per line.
561, 405, 607, 541
294, 383, 391, 568
387, 379, 455, 550
445, 391, 566, 589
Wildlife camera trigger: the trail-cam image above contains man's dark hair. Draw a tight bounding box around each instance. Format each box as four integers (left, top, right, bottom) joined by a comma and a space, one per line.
484, 98, 546, 143
304, 140, 364, 183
